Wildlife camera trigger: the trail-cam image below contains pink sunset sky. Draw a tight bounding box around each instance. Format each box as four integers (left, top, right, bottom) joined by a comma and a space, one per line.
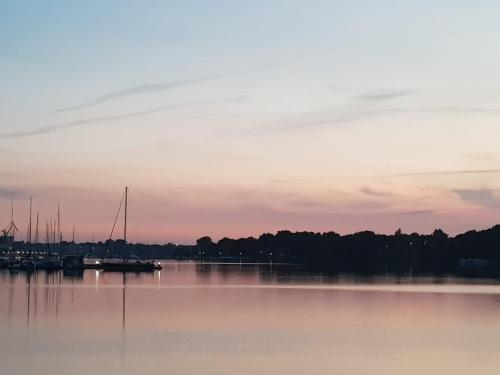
2, 2, 500, 243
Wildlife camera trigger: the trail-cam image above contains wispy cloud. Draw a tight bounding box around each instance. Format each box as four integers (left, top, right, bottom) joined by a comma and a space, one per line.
0, 188, 20, 199
0, 187, 31, 199
392, 209, 434, 216
387, 168, 500, 178
53, 63, 274, 114
0, 96, 246, 139
360, 186, 393, 197
353, 89, 413, 102
453, 189, 499, 208
54, 74, 228, 113
272, 106, 500, 132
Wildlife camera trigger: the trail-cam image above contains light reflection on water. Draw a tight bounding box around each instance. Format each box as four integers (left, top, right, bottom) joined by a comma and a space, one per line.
1, 261, 500, 375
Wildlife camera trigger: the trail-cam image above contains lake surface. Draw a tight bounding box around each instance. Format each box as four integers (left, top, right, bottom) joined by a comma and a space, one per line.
1, 261, 500, 375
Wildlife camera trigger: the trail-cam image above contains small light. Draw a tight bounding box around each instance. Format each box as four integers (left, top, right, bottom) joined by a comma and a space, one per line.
95, 260, 100, 265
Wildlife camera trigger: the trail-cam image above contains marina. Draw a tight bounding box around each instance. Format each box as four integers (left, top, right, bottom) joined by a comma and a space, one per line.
1, 187, 162, 273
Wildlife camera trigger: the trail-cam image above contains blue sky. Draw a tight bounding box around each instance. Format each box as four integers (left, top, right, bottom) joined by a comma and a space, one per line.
1, 1, 500, 243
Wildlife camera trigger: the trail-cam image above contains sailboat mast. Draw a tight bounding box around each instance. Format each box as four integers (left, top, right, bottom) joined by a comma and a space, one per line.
9, 199, 14, 261
28, 197, 32, 243
11, 199, 14, 241
34, 213, 39, 244
46, 221, 50, 258
124, 187, 128, 244
50, 218, 55, 244
57, 203, 61, 244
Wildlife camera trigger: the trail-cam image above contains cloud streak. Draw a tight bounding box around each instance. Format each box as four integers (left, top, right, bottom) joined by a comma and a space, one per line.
392, 209, 434, 216
0, 187, 32, 200
387, 168, 500, 178
453, 189, 500, 208
0, 96, 247, 139
0, 188, 20, 199
360, 186, 393, 197
353, 89, 413, 102
54, 74, 228, 113
278, 107, 500, 131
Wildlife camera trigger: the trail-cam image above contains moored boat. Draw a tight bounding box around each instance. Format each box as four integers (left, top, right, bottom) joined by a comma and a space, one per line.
99, 260, 160, 272
98, 187, 162, 272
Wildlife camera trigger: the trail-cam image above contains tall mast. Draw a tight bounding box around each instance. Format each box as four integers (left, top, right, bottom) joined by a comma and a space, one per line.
34, 213, 39, 244
124, 187, 128, 244
57, 203, 61, 244
11, 199, 15, 241
28, 197, 32, 243
46, 220, 51, 258
45, 221, 49, 258
72, 225, 75, 243
8, 199, 16, 261
50, 218, 55, 244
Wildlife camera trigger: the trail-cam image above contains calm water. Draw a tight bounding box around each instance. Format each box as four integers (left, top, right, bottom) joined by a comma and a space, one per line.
1, 261, 500, 375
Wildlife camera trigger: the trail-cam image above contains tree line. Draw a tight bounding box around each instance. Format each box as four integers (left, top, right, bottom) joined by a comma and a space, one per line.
196, 225, 500, 273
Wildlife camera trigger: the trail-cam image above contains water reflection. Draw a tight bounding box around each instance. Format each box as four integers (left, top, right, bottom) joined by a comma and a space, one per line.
1, 262, 500, 375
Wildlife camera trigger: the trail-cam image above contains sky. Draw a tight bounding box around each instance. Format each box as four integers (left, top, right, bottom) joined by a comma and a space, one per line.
1, 0, 500, 244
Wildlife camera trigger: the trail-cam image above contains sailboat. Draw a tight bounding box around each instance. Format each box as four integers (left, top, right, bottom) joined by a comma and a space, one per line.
99, 187, 161, 272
